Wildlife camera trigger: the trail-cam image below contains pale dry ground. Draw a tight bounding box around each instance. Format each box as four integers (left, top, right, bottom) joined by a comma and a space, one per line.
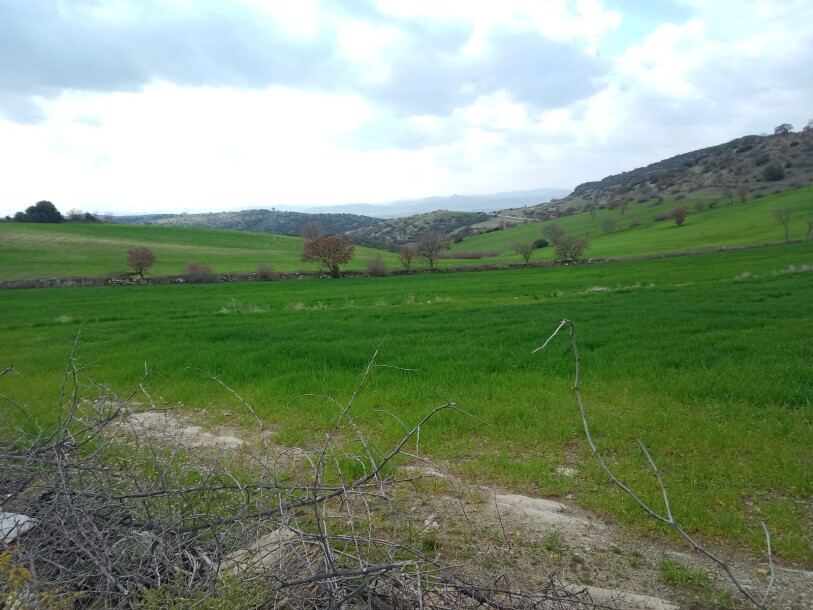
118, 409, 813, 610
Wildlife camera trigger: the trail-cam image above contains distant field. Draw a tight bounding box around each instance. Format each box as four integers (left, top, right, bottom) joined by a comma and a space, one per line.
0, 222, 398, 279
448, 185, 813, 262
1, 242, 811, 562
2, 186, 811, 280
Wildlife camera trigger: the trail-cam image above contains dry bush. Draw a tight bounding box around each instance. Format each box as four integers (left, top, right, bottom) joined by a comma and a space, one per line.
366, 255, 390, 277
183, 262, 216, 283
256, 263, 278, 281
0, 345, 618, 610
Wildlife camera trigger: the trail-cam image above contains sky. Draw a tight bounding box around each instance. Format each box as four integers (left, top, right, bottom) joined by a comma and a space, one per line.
1, 0, 811, 216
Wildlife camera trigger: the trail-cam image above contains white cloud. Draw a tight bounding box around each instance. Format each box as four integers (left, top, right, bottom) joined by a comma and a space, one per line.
0, 1, 811, 216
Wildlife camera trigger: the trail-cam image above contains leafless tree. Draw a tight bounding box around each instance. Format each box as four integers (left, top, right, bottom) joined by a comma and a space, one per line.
542, 223, 566, 245
417, 231, 448, 271
773, 207, 792, 242
301, 221, 325, 239
670, 206, 688, 227
601, 219, 616, 234
513, 242, 534, 265
126, 246, 155, 279
553, 235, 588, 261
618, 200, 628, 215
301, 235, 355, 277
398, 245, 417, 270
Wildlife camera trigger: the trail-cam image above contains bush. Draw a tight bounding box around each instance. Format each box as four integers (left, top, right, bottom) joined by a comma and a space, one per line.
184, 262, 216, 283
255, 263, 278, 281
365, 255, 389, 277
653, 213, 671, 222
628, 218, 641, 228
532, 239, 549, 249
762, 165, 785, 181
554, 234, 588, 260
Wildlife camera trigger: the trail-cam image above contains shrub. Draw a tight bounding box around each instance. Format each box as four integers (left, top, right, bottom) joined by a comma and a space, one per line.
762, 164, 785, 181
628, 218, 641, 228
670, 206, 689, 226
184, 262, 216, 283
653, 213, 671, 222
255, 263, 278, 281
366, 255, 389, 277
532, 239, 549, 249
398, 245, 417, 270
300, 235, 355, 278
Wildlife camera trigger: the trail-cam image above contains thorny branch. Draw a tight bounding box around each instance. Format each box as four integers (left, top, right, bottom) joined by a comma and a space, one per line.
535, 319, 776, 610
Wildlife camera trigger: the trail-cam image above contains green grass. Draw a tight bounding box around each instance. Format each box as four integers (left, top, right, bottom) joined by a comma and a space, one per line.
1, 243, 812, 563
447, 185, 813, 263
0, 222, 398, 279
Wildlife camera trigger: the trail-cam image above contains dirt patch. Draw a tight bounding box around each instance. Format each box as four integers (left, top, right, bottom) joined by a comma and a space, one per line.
112, 412, 813, 609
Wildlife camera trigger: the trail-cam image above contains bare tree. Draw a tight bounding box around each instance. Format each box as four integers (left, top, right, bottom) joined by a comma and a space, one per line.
417, 231, 448, 271
126, 246, 155, 279
513, 242, 534, 265
803, 118, 813, 135
737, 187, 749, 204
601, 218, 616, 234
398, 245, 417, 270
301, 221, 325, 239
618, 200, 628, 215
542, 223, 566, 245
670, 206, 688, 227
301, 235, 355, 277
773, 207, 792, 242
554, 235, 588, 261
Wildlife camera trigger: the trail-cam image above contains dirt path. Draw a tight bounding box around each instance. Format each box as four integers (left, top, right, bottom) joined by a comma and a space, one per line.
118, 410, 813, 610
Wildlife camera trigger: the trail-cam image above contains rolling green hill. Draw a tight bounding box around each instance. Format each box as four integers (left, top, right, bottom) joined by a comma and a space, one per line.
446, 185, 813, 263
0, 222, 398, 280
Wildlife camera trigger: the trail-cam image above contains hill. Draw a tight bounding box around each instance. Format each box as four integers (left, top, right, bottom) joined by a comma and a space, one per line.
568, 129, 813, 204
0, 222, 398, 280
115, 209, 381, 236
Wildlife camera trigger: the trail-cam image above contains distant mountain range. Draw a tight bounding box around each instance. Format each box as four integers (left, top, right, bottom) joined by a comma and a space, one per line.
295, 188, 570, 217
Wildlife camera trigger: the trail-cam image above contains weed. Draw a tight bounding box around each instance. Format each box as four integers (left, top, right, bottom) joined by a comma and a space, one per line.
659, 556, 711, 588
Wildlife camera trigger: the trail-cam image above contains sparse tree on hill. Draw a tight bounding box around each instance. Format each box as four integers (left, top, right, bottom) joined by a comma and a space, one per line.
602, 218, 616, 234
670, 206, 688, 226
126, 247, 156, 279
554, 234, 588, 261
618, 199, 629, 215
398, 245, 417, 270
774, 207, 792, 242
513, 242, 534, 265
773, 123, 793, 135
542, 223, 566, 245
300, 221, 325, 239
300, 235, 355, 278
803, 119, 813, 135
417, 231, 448, 271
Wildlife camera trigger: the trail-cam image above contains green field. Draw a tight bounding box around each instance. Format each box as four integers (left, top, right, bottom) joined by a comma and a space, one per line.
0, 222, 398, 279
448, 185, 813, 262
2, 186, 812, 281
2, 242, 811, 563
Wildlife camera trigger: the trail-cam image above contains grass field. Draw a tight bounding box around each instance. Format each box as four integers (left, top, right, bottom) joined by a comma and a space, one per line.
2, 186, 812, 280
0, 222, 398, 279
448, 185, 813, 262
1, 242, 811, 563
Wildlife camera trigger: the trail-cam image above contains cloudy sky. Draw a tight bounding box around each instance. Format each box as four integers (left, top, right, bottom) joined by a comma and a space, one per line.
1, 0, 811, 216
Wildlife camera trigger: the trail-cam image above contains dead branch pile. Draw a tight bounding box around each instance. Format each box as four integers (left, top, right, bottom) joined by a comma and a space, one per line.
0, 349, 621, 610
